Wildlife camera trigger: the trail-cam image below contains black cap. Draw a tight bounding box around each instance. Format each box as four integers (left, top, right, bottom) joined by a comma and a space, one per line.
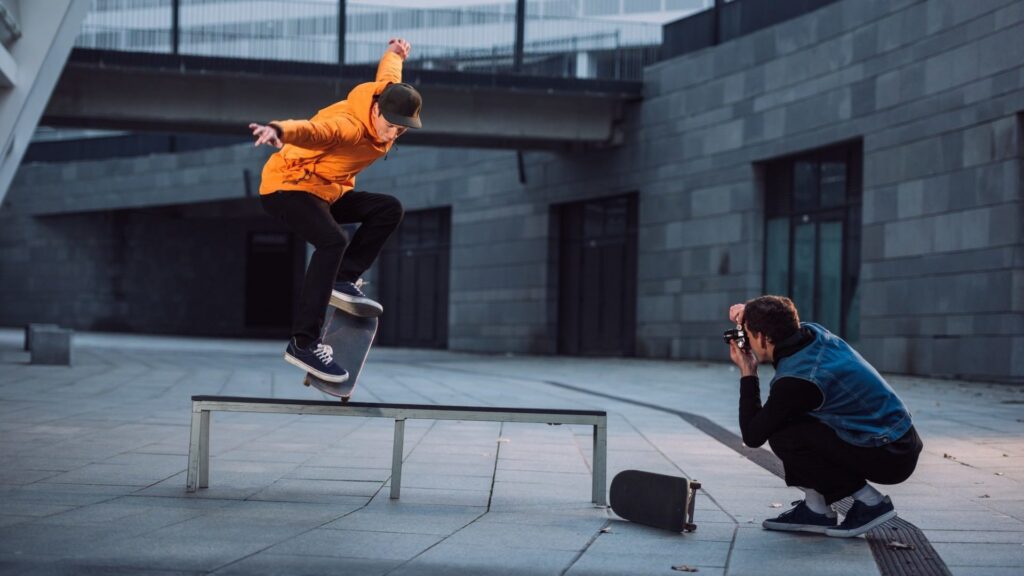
378, 83, 422, 129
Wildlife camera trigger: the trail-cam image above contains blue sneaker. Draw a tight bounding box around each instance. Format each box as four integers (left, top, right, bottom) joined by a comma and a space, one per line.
330, 280, 383, 317
762, 500, 838, 534
826, 496, 896, 538
284, 338, 349, 383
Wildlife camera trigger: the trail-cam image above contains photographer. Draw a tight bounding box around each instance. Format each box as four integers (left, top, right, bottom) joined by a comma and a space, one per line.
726, 296, 922, 537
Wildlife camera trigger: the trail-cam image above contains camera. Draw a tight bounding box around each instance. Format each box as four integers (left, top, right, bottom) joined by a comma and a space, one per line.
722, 325, 747, 350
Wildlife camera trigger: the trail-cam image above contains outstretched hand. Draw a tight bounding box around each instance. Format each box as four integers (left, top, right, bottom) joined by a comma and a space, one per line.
249, 123, 283, 149
386, 38, 411, 60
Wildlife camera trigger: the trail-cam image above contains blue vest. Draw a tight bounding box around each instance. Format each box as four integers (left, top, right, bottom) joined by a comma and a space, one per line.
771, 323, 912, 448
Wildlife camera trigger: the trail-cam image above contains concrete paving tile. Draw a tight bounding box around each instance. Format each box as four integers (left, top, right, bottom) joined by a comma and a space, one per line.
443, 520, 600, 551
585, 525, 729, 564
0, 501, 77, 517
0, 515, 33, 528
211, 499, 360, 525
251, 479, 380, 503
924, 529, 1024, 544
494, 469, 592, 486
931, 542, 1024, 567
388, 543, 578, 576
303, 455, 393, 469
496, 459, 590, 474
605, 517, 736, 542
394, 472, 495, 491
0, 469, 66, 484
566, 551, 726, 576
481, 508, 609, 528
267, 528, 442, 561
34, 500, 207, 530
401, 461, 495, 477
42, 463, 182, 487
904, 508, 1023, 531
730, 524, 845, 552
384, 486, 491, 507
0, 522, 138, 557
1, 483, 136, 506
727, 548, 878, 576
213, 449, 312, 464
211, 553, 400, 576
323, 503, 482, 535
5, 558, 204, 575
949, 568, 1024, 576
285, 466, 391, 482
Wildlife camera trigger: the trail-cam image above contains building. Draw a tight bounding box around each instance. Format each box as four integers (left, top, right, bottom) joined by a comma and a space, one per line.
1, 0, 1022, 383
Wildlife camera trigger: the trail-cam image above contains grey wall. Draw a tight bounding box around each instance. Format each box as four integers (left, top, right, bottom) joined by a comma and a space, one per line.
0, 144, 291, 337
361, 0, 1024, 381
2, 0, 1022, 381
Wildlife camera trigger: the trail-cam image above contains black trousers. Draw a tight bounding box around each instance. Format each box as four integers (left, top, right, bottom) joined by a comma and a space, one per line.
260, 190, 403, 347
768, 418, 923, 504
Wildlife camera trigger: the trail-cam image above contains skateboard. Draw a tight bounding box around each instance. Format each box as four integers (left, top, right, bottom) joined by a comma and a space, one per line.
303, 305, 378, 403
609, 470, 701, 533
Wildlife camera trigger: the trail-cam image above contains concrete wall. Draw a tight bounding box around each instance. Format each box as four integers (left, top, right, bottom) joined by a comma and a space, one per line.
361, 0, 1024, 380
2, 0, 1022, 381
0, 144, 291, 337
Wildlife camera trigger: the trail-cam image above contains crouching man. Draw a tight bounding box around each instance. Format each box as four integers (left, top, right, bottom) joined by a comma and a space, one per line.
726, 295, 923, 537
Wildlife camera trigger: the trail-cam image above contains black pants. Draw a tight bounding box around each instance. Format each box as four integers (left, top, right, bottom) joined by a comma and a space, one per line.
768, 418, 923, 504
260, 190, 403, 347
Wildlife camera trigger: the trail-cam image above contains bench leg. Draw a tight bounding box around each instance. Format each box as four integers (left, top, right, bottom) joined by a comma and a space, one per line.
390, 418, 406, 500
199, 410, 211, 488
187, 408, 202, 492
592, 423, 607, 506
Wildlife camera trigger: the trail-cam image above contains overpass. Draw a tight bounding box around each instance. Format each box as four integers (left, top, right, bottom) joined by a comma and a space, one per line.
43, 48, 643, 151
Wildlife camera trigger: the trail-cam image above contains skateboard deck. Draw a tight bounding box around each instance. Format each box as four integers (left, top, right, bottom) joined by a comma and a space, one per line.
609, 470, 700, 533
303, 305, 378, 403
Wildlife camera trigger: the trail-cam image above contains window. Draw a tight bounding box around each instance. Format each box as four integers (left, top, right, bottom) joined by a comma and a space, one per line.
762, 141, 862, 341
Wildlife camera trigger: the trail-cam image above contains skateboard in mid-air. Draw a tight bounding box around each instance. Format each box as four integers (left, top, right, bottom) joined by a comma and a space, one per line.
303, 305, 377, 403
609, 470, 700, 533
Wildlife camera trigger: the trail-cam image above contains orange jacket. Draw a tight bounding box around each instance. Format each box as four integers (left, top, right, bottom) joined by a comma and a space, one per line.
258, 51, 404, 203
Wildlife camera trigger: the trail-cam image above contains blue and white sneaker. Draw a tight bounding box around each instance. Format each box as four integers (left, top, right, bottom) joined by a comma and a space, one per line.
826, 496, 897, 538
284, 338, 349, 383
762, 500, 838, 534
330, 280, 383, 317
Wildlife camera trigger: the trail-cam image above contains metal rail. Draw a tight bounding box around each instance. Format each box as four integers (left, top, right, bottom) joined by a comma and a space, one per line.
187, 396, 608, 505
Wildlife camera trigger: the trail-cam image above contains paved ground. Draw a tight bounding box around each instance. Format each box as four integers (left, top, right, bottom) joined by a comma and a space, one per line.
0, 329, 1022, 575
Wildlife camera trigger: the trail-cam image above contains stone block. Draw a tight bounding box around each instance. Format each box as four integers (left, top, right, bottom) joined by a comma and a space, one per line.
24, 323, 58, 351
30, 326, 73, 366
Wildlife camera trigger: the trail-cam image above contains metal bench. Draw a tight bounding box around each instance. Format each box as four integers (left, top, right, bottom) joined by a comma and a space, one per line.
187, 395, 608, 505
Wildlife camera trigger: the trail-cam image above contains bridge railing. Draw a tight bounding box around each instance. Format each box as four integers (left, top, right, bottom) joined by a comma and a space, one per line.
74, 0, 663, 81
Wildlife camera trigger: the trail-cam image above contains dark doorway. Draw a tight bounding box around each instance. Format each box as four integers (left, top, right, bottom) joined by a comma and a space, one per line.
377, 207, 451, 348
556, 193, 638, 356
761, 140, 863, 341
245, 232, 296, 330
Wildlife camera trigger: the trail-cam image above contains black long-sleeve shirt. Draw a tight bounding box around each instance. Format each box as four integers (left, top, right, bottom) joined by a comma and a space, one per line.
739, 375, 822, 448
738, 328, 822, 448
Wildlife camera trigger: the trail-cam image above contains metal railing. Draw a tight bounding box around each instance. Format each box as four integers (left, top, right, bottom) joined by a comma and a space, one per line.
74, 0, 663, 80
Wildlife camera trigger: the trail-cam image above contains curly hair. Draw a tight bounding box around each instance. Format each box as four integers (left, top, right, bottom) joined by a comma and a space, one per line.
743, 295, 800, 344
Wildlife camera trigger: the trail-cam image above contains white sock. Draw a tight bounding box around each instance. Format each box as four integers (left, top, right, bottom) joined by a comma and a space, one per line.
852, 484, 884, 506
799, 488, 835, 516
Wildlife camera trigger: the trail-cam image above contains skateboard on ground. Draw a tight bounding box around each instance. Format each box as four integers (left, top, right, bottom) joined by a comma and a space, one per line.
303, 305, 378, 403
609, 469, 700, 533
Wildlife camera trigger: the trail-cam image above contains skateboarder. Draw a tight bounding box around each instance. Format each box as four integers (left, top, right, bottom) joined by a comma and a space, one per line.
249, 38, 422, 383
726, 296, 923, 537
